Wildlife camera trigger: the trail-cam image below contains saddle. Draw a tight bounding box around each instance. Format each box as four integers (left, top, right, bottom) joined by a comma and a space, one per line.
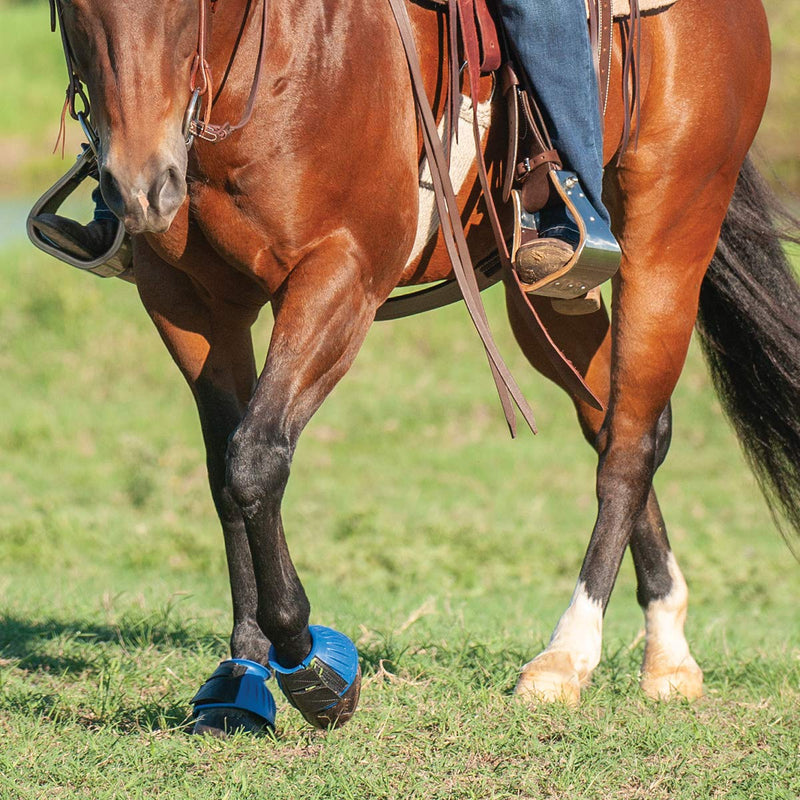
380, 0, 644, 325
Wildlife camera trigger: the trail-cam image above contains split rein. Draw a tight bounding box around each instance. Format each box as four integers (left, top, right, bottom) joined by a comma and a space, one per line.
48, 0, 269, 152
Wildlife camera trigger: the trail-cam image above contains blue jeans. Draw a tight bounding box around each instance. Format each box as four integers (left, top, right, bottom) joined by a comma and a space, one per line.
496, 0, 610, 227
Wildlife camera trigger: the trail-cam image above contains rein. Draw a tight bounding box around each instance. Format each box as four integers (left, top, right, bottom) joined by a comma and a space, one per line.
185, 0, 271, 144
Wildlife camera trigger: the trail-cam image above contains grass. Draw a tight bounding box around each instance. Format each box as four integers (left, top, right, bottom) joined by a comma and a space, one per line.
1, 0, 798, 795
1, 239, 799, 798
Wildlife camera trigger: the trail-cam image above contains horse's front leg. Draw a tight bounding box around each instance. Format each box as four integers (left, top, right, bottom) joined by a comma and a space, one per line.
224, 232, 389, 728
134, 241, 276, 731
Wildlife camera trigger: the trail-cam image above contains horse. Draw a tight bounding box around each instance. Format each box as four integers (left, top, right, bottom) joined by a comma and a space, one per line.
47, 0, 800, 734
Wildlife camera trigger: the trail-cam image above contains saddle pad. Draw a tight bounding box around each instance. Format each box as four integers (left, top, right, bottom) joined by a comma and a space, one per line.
586, 0, 678, 18
408, 94, 491, 267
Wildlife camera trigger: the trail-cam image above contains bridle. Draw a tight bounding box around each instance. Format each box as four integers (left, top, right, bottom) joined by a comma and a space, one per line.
48, 0, 269, 153
184, 0, 270, 144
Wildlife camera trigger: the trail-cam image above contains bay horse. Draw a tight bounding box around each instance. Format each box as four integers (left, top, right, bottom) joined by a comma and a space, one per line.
47, 0, 800, 734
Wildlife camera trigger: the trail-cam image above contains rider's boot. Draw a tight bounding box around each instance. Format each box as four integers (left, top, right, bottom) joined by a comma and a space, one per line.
514, 196, 580, 286
31, 187, 118, 262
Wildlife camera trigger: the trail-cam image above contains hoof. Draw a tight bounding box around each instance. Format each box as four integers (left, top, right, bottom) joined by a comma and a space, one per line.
193, 707, 273, 738
191, 659, 276, 737
269, 625, 361, 729
514, 651, 585, 706
640, 658, 704, 701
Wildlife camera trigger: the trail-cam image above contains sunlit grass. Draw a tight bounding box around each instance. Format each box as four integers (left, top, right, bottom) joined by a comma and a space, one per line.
1, 240, 798, 798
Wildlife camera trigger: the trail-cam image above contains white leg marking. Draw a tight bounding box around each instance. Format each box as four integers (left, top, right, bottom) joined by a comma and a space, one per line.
515, 582, 603, 705
640, 552, 703, 700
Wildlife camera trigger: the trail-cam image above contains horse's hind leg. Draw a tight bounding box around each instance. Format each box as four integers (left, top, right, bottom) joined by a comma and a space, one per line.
506, 300, 700, 702
506, 0, 768, 705
631, 485, 702, 700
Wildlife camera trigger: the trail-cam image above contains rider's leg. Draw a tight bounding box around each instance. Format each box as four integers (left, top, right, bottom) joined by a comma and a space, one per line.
497, 0, 612, 277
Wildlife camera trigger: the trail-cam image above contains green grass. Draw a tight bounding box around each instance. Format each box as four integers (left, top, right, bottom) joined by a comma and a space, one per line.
1, 241, 799, 798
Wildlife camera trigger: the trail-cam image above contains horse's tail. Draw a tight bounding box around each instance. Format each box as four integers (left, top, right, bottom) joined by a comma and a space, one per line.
696, 155, 800, 546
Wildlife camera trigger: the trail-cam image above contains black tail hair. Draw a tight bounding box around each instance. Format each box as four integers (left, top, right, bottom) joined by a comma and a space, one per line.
696, 155, 800, 548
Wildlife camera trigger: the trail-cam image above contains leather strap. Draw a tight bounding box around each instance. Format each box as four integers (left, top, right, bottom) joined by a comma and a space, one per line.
501, 64, 520, 203
387, 0, 602, 428
188, 0, 270, 143
390, 0, 537, 435
589, 0, 614, 115
473, 0, 501, 73
515, 149, 561, 181
619, 0, 642, 156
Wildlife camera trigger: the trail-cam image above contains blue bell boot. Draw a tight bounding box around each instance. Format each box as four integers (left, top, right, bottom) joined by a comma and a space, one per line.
269, 625, 361, 729
191, 658, 276, 737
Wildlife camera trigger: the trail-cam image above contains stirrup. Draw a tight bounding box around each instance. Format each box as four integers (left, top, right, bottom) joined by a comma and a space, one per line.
269, 625, 361, 729
511, 170, 620, 300
27, 147, 132, 280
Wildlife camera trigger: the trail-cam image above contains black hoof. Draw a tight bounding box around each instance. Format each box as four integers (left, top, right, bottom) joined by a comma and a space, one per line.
192, 707, 274, 738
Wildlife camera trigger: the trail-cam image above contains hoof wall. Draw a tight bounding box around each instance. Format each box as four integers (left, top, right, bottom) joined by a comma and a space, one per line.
514, 651, 585, 706
641, 664, 704, 701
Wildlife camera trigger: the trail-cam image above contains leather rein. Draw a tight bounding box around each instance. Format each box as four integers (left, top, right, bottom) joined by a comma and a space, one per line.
49, 0, 269, 151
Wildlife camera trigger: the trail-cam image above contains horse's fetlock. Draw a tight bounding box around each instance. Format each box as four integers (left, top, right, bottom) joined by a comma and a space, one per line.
261, 612, 311, 666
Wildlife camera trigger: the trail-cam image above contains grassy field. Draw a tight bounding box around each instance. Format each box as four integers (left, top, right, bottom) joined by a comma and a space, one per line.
1, 238, 799, 798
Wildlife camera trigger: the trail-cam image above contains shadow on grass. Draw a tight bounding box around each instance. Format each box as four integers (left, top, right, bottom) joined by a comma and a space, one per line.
0, 612, 223, 674
0, 612, 220, 735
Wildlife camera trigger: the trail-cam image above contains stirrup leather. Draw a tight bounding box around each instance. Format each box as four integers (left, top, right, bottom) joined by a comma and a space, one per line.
511, 170, 620, 299
27, 147, 131, 279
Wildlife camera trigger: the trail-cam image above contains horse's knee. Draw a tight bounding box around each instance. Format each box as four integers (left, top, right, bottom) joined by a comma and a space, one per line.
226, 425, 292, 512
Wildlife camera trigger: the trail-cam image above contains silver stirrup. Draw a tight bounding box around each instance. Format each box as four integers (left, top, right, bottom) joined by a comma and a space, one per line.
511, 170, 620, 300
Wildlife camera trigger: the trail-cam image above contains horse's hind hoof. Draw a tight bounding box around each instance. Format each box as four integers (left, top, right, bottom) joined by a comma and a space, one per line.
269, 625, 361, 729
191, 658, 276, 737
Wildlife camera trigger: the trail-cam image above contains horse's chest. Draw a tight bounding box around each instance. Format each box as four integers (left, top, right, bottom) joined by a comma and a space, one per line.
188, 182, 290, 294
